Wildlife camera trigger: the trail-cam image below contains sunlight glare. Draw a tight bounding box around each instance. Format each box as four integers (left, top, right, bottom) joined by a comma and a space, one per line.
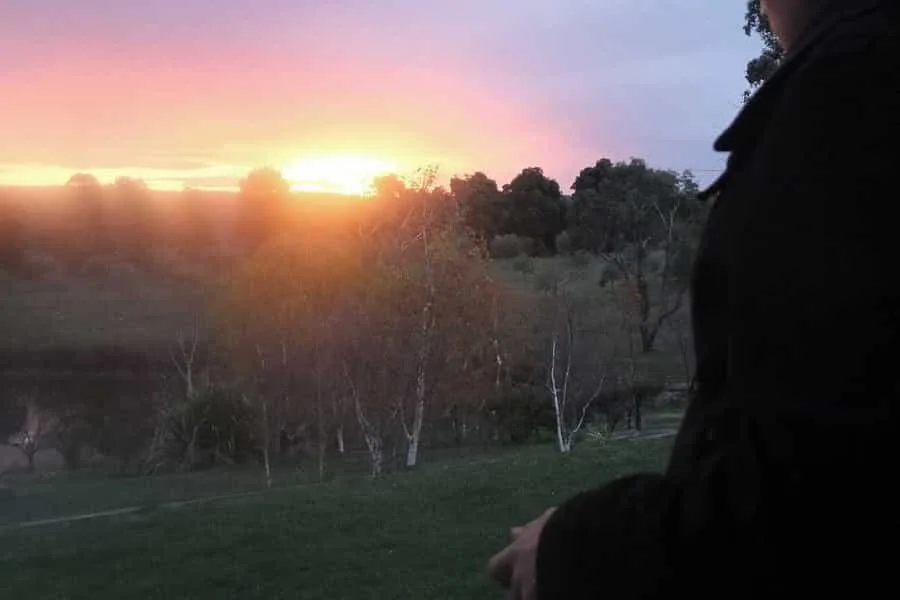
282, 154, 399, 196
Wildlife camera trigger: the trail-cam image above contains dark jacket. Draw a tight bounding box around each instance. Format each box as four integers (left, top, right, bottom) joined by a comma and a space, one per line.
536, 2, 900, 597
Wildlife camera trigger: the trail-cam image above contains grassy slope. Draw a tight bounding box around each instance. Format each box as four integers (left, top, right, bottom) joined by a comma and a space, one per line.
0, 438, 673, 600
0, 411, 683, 527
492, 255, 692, 385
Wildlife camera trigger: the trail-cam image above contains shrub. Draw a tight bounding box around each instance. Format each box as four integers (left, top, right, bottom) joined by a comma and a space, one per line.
555, 231, 573, 255
490, 234, 524, 259
534, 263, 563, 292
599, 265, 622, 287
511, 255, 535, 275
486, 382, 555, 445
570, 251, 592, 269
143, 385, 260, 474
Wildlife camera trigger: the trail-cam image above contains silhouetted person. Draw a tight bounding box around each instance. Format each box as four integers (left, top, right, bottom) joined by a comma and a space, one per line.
488, 1, 899, 597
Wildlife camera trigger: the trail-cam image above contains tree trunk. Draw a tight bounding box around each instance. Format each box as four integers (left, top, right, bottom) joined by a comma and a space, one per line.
317, 437, 327, 481
407, 217, 434, 470
405, 396, 425, 469
272, 414, 283, 459
331, 395, 347, 456
548, 336, 567, 454
314, 377, 328, 481
450, 406, 464, 447
632, 393, 643, 432
634, 245, 656, 353
262, 443, 272, 489
639, 323, 659, 353
186, 424, 200, 470
61, 443, 81, 471
335, 424, 345, 455
405, 330, 429, 469
352, 391, 383, 477
367, 436, 384, 477
261, 400, 272, 489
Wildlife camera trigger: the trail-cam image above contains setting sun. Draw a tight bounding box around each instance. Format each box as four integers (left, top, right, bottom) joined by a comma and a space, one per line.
281, 154, 399, 196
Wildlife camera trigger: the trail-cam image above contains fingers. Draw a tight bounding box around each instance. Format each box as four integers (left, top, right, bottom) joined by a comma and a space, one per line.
508, 569, 537, 600
487, 546, 514, 587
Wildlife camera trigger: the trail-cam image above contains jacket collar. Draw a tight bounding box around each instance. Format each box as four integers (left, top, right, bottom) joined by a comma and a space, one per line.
698, 0, 886, 201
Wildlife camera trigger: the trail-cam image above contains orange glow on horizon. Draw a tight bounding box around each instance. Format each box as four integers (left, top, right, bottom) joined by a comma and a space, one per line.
0, 42, 588, 194
281, 154, 400, 196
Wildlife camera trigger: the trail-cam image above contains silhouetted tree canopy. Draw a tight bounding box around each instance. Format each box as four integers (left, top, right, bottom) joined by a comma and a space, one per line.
502, 167, 566, 254
235, 167, 292, 248
744, 0, 784, 98
569, 158, 697, 254
450, 172, 506, 242
0, 197, 26, 274
65, 172, 102, 189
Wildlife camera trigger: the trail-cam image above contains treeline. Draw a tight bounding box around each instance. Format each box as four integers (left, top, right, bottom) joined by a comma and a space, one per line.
0, 159, 701, 274
1, 158, 705, 479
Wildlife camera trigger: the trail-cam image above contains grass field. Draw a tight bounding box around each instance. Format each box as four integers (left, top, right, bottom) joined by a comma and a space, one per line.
0, 410, 683, 527
0, 437, 673, 599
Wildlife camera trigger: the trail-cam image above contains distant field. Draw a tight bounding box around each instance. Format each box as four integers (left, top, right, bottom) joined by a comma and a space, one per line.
0, 437, 674, 600
1, 255, 691, 387
492, 255, 693, 386
0, 258, 214, 351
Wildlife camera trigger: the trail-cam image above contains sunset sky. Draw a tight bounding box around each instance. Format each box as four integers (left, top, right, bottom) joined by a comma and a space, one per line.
0, 1, 761, 193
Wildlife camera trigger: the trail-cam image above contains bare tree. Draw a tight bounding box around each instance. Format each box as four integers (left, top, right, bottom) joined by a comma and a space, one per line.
540, 271, 609, 453
668, 314, 695, 390
252, 345, 273, 489
331, 394, 349, 456
611, 282, 645, 432
601, 192, 692, 352
170, 313, 202, 400
571, 160, 701, 351
343, 359, 385, 477
338, 169, 502, 471
7, 394, 56, 472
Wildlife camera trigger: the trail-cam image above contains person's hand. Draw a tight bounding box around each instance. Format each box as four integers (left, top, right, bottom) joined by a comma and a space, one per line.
487, 507, 556, 600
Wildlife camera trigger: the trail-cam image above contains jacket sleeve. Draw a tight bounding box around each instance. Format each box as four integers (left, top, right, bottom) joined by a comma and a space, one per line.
536, 33, 900, 599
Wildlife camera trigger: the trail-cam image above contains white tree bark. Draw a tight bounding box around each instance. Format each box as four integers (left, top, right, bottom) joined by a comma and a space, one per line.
253, 344, 273, 489
492, 294, 504, 389
403, 205, 434, 470
170, 315, 200, 399
405, 378, 426, 468
548, 336, 568, 453
261, 398, 272, 489
357, 399, 383, 477
335, 423, 345, 455
546, 295, 606, 454
344, 362, 384, 477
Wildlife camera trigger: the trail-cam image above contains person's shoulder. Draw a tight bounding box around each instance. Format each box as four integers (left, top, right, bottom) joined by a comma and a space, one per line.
803, 2, 900, 67
782, 4, 900, 114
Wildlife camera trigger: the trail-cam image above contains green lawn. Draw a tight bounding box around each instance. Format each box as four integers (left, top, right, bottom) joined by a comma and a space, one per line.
0, 466, 308, 527
0, 438, 673, 600
0, 445, 518, 527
